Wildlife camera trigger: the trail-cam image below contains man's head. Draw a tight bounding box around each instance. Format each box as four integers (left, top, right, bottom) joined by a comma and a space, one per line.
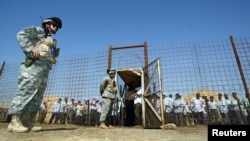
42, 17, 62, 35
232, 92, 239, 99
224, 93, 229, 99
108, 69, 116, 78
64, 97, 68, 102
196, 93, 201, 99
218, 93, 222, 99
175, 93, 181, 99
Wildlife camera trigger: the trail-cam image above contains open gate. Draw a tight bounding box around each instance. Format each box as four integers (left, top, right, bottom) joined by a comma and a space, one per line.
142, 58, 165, 128
116, 58, 165, 128
108, 42, 165, 128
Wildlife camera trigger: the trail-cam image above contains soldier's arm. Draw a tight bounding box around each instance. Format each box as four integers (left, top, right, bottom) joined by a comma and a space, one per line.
16, 26, 44, 55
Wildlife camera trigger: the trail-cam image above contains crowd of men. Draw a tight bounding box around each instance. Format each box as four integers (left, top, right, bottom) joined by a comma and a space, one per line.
34, 91, 250, 128
36, 97, 121, 126
163, 92, 250, 126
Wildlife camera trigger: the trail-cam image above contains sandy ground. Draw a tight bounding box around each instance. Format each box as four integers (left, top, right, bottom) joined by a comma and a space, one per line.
0, 123, 208, 141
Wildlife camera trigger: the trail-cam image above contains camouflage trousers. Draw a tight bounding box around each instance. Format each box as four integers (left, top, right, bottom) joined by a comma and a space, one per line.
99, 98, 114, 125
8, 62, 50, 115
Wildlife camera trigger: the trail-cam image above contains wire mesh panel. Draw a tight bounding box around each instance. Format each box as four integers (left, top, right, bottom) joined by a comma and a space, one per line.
143, 58, 164, 128
232, 37, 250, 97
0, 36, 249, 125
109, 44, 146, 69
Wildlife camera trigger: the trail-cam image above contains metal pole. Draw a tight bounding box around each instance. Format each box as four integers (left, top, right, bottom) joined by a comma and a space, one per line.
230, 36, 250, 102
0, 61, 5, 76
108, 45, 112, 69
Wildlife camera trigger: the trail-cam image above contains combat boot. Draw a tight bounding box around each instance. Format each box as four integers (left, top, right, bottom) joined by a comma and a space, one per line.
99, 122, 109, 129
7, 115, 29, 133
22, 113, 42, 132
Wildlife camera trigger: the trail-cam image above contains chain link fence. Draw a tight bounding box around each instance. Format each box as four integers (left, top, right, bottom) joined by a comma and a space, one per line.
0, 36, 249, 126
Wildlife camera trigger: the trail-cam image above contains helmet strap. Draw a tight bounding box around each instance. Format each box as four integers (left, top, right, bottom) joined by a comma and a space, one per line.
43, 27, 51, 36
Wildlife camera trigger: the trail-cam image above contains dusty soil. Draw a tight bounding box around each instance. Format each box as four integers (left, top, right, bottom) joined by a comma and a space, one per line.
0, 123, 208, 141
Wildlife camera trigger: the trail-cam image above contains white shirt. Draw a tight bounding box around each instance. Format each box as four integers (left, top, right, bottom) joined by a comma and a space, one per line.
90, 99, 98, 110
216, 98, 228, 113
173, 98, 186, 113
208, 101, 217, 110
134, 89, 142, 104
76, 104, 83, 116
190, 97, 206, 113
52, 102, 61, 113
164, 97, 173, 113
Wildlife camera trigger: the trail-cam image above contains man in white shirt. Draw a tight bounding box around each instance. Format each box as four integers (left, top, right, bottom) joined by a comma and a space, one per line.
68, 99, 76, 124
38, 102, 47, 124
131, 87, 142, 126
49, 98, 61, 124
216, 93, 230, 125
190, 93, 206, 124
164, 94, 174, 123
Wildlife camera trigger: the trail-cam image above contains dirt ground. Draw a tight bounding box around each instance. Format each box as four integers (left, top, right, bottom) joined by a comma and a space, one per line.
0, 123, 208, 141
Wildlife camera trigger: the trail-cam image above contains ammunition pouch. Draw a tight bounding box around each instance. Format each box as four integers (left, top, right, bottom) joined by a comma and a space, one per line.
24, 52, 37, 67
106, 84, 117, 94
54, 48, 60, 57
24, 36, 60, 67
36, 37, 59, 64
38, 44, 50, 57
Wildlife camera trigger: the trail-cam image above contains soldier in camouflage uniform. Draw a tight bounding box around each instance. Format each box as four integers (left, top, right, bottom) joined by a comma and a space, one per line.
7, 17, 62, 133
99, 69, 117, 129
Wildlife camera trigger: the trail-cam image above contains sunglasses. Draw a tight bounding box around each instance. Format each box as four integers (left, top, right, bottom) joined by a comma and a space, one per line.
49, 22, 59, 28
